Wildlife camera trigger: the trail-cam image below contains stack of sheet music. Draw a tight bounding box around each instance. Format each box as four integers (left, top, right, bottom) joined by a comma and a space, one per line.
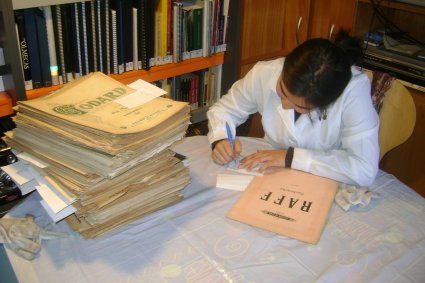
2, 72, 191, 238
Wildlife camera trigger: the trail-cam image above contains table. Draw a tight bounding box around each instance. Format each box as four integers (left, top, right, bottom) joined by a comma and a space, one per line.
2, 136, 425, 283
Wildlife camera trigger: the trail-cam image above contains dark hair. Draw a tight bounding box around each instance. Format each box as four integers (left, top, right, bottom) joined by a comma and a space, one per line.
282, 30, 363, 112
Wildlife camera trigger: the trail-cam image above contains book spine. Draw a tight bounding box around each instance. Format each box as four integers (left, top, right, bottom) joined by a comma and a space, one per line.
111, 9, 118, 74
51, 6, 63, 84
135, 0, 142, 70
34, 7, 52, 87
117, 0, 124, 73
96, 0, 103, 73
90, 0, 97, 72
161, 0, 167, 57
198, 70, 205, 107
72, 3, 82, 78
166, 0, 172, 56
104, 0, 110, 74
54, 6, 67, 83
14, 10, 33, 90
148, 0, 156, 68
24, 8, 42, 88
79, 2, 89, 75
172, 2, 179, 63
193, 8, 203, 51
61, 4, 75, 82
132, 7, 138, 71
42, 6, 59, 86
194, 75, 199, 109
139, 0, 149, 70
202, 0, 210, 57
122, 0, 133, 71
213, 0, 219, 52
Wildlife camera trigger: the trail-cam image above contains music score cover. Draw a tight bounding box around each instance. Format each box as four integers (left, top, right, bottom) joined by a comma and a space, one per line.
227, 169, 338, 244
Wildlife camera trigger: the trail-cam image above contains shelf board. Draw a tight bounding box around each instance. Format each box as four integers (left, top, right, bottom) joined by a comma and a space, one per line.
109, 52, 225, 84
26, 52, 224, 99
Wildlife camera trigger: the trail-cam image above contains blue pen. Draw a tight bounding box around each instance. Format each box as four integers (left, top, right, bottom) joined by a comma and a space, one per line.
225, 122, 234, 151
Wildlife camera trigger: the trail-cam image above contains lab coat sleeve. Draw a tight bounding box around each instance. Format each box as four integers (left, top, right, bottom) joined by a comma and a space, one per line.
291, 78, 380, 187
207, 63, 266, 144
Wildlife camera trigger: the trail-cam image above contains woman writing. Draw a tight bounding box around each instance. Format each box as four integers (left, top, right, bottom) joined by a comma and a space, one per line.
207, 31, 379, 187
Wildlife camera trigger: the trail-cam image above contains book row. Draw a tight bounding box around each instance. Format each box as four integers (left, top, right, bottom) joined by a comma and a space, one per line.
154, 66, 220, 110
14, 0, 229, 90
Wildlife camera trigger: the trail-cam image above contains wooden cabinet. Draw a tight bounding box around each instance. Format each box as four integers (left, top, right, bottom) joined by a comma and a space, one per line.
239, 0, 310, 77
308, 0, 357, 39
237, 0, 358, 78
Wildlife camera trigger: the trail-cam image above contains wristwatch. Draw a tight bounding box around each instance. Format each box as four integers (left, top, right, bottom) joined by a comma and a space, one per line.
285, 147, 294, 168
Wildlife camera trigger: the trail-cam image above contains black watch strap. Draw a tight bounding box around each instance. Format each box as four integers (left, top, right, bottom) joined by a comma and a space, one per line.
285, 147, 294, 168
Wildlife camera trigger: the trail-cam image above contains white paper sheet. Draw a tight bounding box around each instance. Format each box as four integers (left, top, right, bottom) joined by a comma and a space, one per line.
116, 79, 167, 108
17, 152, 49, 168
216, 173, 255, 191
36, 184, 73, 214
40, 200, 76, 222
1, 161, 38, 195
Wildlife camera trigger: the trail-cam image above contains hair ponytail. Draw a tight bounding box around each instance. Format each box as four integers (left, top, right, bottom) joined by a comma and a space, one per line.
333, 29, 363, 66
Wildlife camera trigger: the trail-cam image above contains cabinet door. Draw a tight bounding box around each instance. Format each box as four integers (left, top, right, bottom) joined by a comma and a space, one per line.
240, 0, 310, 73
308, 0, 357, 39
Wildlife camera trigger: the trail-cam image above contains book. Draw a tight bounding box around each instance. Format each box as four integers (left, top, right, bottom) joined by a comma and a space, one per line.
227, 169, 338, 244
132, 7, 138, 70
172, 1, 182, 63
71, 3, 82, 77
52, 5, 66, 84
110, 9, 118, 74
110, 0, 124, 73
147, 0, 156, 68
89, 1, 98, 72
34, 7, 52, 87
121, 0, 133, 71
23, 8, 42, 89
81, 2, 89, 75
42, 6, 60, 85
14, 10, 33, 90
96, 0, 107, 73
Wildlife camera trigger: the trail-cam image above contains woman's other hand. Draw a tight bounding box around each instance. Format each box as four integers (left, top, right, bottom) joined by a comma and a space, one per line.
239, 149, 287, 173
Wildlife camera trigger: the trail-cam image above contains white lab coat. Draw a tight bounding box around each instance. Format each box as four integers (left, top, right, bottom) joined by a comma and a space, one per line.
207, 58, 380, 186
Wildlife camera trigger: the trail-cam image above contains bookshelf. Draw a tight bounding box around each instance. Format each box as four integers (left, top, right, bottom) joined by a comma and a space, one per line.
0, 0, 228, 121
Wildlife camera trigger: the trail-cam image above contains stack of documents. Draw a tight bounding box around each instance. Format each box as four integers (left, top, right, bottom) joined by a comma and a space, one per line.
3, 72, 191, 238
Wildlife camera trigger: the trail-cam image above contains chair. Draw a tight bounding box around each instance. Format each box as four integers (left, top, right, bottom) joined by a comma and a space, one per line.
245, 70, 417, 160
368, 71, 417, 160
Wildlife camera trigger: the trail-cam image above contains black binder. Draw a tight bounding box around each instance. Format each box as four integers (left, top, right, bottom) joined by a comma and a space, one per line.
23, 8, 42, 89
34, 7, 52, 87
14, 10, 33, 90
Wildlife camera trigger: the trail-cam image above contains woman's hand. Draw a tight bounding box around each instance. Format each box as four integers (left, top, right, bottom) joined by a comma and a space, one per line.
211, 139, 242, 165
239, 149, 288, 173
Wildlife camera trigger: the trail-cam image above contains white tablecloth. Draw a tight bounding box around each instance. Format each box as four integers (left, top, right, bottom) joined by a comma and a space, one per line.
3, 136, 425, 283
